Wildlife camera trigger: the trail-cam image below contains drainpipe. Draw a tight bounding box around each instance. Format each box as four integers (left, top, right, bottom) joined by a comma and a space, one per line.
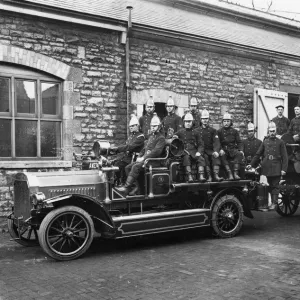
126, 5, 133, 137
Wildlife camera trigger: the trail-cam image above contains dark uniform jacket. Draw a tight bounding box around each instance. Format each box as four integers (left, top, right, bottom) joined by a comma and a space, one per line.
217, 127, 243, 151
139, 112, 154, 139
116, 132, 145, 164
242, 137, 262, 163
250, 137, 288, 177
272, 116, 290, 136
140, 131, 166, 160
196, 126, 220, 155
162, 113, 183, 137
288, 116, 300, 137
191, 111, 201, 128
175, 128, 204, 157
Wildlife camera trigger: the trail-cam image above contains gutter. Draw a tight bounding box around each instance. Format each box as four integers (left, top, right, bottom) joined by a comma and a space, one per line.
0, 2, 126, 32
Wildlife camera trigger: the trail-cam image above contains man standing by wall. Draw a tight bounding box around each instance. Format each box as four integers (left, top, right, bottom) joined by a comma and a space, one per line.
162, 96, 183, 138
288, 104, 300, 143
271, 105, 290, 138
242, 122, 262, 166
139, 96, 155, 140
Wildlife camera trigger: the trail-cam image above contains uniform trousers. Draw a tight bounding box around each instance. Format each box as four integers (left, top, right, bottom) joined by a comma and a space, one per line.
204, 153, 221, 167
221, 150, 244, 165
182, 153, 205, 167
266, 176, 281, 195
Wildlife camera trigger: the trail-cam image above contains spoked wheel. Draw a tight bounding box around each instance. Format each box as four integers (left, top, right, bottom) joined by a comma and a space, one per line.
39, 206, 94, 261
211, 194, 243, 238
276, 194, 299, 217
7, 214, 39, 247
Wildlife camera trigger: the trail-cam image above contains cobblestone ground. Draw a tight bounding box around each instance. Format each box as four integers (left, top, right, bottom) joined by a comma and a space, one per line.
0, 210, 300, 300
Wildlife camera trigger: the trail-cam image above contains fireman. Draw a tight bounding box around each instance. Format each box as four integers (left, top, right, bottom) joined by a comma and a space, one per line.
116, 114, 166, 196
288, 104, 300, 143
247, 122, 288, 210
110, 115, 145, 185
174, 113, 206, 183
218, 113, 244, 181
242, 122, 262, 165
196, 109, 223, 182
139, 96, 155, 140
162, 96, 183, 138
271, 105, 290, 138
182, 98, 201, 128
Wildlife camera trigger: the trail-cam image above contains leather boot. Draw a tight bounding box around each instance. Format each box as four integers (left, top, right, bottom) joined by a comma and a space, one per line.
205, 166, 212, 182
128, 180, 140, 196
198, 166, 206, 183
115, 175, 135, 196
185, 166, 194, 183
213, 165, 223, 182
269, 194, 278, 210
224, 165, 234, 181
233, 164, 241, 180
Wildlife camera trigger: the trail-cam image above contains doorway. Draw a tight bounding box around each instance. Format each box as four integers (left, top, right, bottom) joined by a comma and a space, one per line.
288, 93, 299, 119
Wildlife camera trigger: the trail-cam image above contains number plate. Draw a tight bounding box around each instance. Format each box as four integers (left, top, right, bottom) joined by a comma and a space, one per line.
90, 162, 99, 169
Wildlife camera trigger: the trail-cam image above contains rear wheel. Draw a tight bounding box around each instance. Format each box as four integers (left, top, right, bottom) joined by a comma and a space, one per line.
211, 194, 243, 238
276, 194, 299, 217
39, 206, 94, 261
7, 214, 39, 247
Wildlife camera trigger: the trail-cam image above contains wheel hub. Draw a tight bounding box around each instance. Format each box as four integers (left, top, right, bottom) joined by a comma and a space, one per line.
64, 229, 74, 238
222, 209, 234, 219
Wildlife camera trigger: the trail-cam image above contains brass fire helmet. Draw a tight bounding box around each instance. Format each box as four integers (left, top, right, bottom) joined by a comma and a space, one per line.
92, 141, 111, 157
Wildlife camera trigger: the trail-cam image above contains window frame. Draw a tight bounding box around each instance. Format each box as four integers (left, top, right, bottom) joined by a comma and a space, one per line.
0, 65, 63, 161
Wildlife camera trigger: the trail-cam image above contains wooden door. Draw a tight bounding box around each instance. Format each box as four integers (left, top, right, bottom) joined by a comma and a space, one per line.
254, 88, 288, 141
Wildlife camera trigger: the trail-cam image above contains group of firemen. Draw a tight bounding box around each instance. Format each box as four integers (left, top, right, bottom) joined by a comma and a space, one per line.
111, 97, 300, 210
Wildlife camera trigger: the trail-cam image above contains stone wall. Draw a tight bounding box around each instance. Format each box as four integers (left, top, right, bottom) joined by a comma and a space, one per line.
1, 11, 300, 218
0, 11, 126, 216
129, 38, 300, 131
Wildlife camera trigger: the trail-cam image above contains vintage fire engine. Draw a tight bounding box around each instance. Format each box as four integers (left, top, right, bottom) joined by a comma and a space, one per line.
7, 138, 299, 261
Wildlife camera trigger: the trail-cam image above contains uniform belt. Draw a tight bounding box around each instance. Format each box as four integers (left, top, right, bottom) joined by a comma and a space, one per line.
247, 156, 252, 161
267, 155, 280, 160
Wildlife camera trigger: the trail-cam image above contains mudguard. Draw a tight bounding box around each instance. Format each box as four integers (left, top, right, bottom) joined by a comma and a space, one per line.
44, 194, 116, 236
210, 187, 254, 219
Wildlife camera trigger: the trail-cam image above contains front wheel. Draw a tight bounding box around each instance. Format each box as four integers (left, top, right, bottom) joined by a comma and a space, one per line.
7, 214, 39, 247
38, 206, 94, 261
211, 194, 243, 238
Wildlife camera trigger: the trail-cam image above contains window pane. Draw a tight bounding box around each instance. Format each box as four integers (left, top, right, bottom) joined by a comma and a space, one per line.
0, 120, 11, 157
0, 77, 10, 113
15, 120, 37, 157
41, 121, 61, 157
16, 80, 36, 114
42, 82, 59, 115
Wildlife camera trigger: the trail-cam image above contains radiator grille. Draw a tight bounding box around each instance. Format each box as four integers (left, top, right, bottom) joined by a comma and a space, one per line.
14, 180, 31, 221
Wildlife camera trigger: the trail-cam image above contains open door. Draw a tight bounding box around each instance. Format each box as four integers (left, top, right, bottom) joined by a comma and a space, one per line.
254, 88, 288, 141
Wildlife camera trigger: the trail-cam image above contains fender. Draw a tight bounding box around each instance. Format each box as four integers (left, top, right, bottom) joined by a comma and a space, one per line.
210, 187, 254, 219
44, 194, 116, 236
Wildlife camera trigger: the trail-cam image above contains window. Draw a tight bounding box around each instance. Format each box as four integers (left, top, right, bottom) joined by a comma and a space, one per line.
0, 64, 62, 159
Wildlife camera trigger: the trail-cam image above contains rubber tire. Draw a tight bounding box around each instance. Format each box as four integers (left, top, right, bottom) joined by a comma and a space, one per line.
7, 215, 39, 247
211, 194, 243, 238
38, 206, 94, 261
276, 194, 299, 217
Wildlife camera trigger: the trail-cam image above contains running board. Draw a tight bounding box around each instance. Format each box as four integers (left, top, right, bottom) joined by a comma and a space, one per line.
112, 208, 210, 238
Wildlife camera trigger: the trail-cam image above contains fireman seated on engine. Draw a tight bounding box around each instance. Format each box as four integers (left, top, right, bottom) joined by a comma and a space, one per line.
109, 115, 145, 186
217, 113, 244, 181
115, 113, 166, 196
173, 113, 206, 183
195, 109, 223, 182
